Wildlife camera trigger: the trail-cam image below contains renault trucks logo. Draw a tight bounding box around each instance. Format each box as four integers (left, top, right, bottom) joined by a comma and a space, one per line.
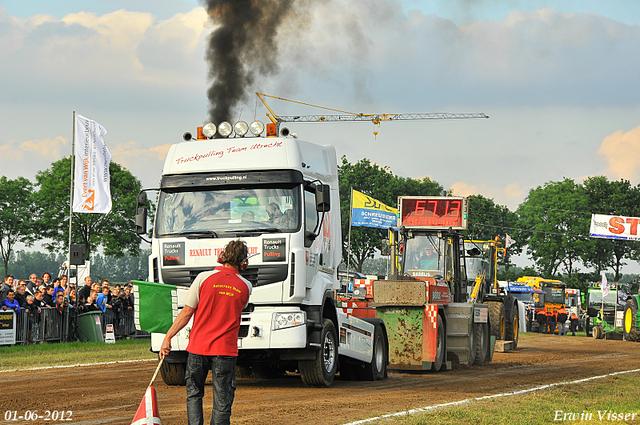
163, 242, 185, 266
263, 238, 285, 262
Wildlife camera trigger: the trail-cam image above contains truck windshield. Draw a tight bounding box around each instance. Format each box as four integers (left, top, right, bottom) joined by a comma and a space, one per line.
155, 186, 300, 237
542, 284, 565, 305
403, 235, 443, 274
588, 290, 617, 310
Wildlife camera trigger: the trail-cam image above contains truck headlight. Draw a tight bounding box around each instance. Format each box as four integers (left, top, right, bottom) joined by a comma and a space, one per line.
273, 312, 306, 330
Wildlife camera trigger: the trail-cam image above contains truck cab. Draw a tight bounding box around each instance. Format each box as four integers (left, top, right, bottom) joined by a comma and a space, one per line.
137, 121, 386, 386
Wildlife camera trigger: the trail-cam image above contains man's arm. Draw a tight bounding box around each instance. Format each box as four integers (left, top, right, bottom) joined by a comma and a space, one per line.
160, 305, 196, 358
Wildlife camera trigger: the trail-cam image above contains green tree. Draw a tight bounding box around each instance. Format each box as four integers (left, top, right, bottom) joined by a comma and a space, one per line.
465, 194, 521, 264
35, 157, 143, 259
582, 176, 640, 281
517, 178, 590, 278
0, 176, 39, 276
338, 156, 442, 272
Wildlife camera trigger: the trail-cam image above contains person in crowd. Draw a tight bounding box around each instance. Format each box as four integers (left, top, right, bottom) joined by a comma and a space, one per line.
82, 290, 100, 312
548, 309, 558, 335
0, 276, 14, 303
24, 295, 37, 344
536, 311, 547, 334
96, 286, 111, 314
26, 274, 38, 295
160, 240, 252, 425
2, 290, 21, 313
33, 290, 46, 309
43, 286, 56, 307
557, 308, 568, 336
78, 276, 93, 303
54, 292, 68, 316
124, 285, 134, 309
15, 283, 28, 309
114, 284, 122, 295
54, 275, 68, 299
67, 288, 77, 308
41, 272, 52, 287
569, 312, 580, 336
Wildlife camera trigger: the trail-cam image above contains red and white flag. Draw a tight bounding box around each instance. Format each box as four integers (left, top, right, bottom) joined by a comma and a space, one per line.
131, 386, 161, 425
73, 114, 112, 213
505, 234, 516, 248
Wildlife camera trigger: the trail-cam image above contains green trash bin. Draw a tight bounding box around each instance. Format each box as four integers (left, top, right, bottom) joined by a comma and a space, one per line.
77, 311, 104, 342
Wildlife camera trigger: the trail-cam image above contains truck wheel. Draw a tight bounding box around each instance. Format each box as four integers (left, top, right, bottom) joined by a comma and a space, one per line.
431, 315, 445, 372
160, 361, 186, 386
474, 321, 489, 365
468, 322, 477, 365
623, 299, 639, 342
299, 319, 337, 387
592, 325, 603, 340
359, 324, 387, 380
488, 302, 505, 340
505, 301, 519, 349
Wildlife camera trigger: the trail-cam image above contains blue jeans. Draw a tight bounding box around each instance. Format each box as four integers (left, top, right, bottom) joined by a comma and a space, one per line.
186, 354, 237, 425
558, 322, 566, 336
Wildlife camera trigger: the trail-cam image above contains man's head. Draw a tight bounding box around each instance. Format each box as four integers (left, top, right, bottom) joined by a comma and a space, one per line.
4, 275, 14, 286
102, 286, 110, 295
34, 290, 43, 300
46, 286, 54, 295
102, 280, 110, 289
29, 274, 37, 283
266, 203, 282, 220
55, 293, 65, 305
6, 290, 15, 301
219, 239, 248, 270
84, 276, 92, 286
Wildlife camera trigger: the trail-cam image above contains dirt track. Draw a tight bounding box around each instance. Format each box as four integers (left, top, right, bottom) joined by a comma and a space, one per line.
1, 333, 639, 425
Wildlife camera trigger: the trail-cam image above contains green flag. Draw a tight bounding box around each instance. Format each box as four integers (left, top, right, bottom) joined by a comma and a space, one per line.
133, 280, 178, 334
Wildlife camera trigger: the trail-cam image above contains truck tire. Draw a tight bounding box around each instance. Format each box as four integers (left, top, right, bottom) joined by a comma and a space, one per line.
488, 302, 505, 340
299, 319, 338, 387
431, 315, 445, 372
623, 299, 639, 342
160, 361, 186, 386
505, 301, 519, 349
468, 322, 477, 365
474, 321, 489, 365
592, 325, 603, 340
359, 324, 387, 381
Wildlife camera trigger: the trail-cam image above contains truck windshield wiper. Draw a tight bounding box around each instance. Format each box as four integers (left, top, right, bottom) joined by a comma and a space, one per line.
172, 230, 219, 238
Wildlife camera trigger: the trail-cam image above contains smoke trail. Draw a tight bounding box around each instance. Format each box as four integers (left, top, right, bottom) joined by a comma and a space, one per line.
203, 0, 296, 124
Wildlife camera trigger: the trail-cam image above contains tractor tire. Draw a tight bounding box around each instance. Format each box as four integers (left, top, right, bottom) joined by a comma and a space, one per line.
358, 323, 387, 381
488, 302, 505, 340
431, 315, 445, 372
505, 301, 519, 350
160, 361, 186, 386
299, 319, 338, 387
474, 321, 489, 366
592, 325, 603, 340
623, 299, 639, 342
468, 322, 477, 365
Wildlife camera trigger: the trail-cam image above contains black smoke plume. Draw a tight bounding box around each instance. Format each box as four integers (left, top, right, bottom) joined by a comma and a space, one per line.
203, 0, 295, 124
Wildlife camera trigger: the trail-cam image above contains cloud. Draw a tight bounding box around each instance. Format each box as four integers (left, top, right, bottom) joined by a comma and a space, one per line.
449, 181, 526, 210
0, 137, 68, 180
598, 125, 640, 182
110, 141, 172, 186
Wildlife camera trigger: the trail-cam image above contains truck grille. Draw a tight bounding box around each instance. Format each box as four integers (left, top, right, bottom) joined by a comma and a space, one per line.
162, 264, 288, 287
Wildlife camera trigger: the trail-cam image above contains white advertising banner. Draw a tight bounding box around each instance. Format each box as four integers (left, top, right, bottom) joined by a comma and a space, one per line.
73, 114, 112, 213
589, 214, 640, 241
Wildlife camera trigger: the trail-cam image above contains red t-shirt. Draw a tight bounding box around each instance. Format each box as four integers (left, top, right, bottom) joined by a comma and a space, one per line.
184, 266, 252, 356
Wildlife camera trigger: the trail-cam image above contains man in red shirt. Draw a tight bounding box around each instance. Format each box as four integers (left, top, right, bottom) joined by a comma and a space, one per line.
161, 240, 252, 425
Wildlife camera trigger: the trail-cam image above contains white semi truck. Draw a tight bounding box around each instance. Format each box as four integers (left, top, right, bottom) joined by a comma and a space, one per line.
135, 121, 388, 386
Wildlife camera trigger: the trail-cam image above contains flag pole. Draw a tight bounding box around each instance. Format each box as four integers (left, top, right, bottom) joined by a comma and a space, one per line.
346, 187, 353, 278
68, 112, 75, 304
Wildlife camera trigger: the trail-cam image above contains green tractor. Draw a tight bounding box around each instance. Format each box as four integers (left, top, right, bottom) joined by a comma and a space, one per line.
586, 281, 640, 341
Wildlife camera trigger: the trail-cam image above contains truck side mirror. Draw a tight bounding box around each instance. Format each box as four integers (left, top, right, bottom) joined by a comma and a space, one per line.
315, 184, 330, 212
135, 192, 148, 235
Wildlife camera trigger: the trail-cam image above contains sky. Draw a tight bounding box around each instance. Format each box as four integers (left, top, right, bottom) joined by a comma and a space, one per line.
1, 0, 640, 270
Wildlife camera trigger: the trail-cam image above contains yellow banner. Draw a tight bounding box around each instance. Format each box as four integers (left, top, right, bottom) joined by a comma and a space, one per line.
352, 189, 397, 213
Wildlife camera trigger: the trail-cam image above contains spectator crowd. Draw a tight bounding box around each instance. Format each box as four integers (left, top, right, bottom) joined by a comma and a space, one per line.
0, 272, 135, 344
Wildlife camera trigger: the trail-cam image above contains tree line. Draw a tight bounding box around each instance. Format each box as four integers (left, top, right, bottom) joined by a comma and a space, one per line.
0, 157, 143, 276
338, 158, 640, 289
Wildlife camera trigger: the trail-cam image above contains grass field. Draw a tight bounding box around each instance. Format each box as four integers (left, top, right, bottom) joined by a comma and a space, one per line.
390, 371, 640, 425
0, 338, 156, 371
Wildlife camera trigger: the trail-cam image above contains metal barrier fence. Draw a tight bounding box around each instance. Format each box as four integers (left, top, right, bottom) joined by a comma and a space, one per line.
12, 307, 148, 346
